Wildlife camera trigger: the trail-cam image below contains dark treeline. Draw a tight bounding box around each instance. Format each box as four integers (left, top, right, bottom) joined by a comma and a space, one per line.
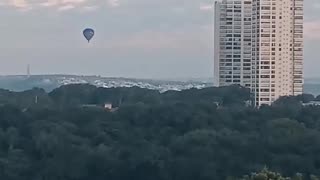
0, 84, 320, 180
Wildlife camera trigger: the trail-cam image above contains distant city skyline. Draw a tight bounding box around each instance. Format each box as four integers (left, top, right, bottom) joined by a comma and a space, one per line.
0, 0, 319, 79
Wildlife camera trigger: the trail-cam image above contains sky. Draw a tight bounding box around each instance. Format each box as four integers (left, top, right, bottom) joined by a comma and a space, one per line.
0, 0, 319, 79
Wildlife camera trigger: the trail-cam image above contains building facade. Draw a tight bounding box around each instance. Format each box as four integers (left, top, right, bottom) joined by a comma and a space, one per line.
214, 0, 304, 106
214, 0, 252, 88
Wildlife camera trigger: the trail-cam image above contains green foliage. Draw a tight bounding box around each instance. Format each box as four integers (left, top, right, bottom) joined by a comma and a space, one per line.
0, 85, 318, 180
240, 168, 291, 180
239, 168, 320, 180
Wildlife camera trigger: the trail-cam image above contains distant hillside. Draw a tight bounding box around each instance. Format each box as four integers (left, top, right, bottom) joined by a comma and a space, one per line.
0, 75, 212, 93
0, 75, 319, 96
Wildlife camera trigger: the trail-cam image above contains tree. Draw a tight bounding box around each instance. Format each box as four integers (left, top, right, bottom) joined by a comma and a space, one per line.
240, 168, 291, 180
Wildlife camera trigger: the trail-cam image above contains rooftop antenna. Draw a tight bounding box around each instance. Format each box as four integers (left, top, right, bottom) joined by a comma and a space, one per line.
27, 64, 30, 78
119, 96, 123, 107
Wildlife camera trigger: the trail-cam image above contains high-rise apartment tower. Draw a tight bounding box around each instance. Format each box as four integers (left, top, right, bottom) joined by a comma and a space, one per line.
214, 0, 304, 106
214, 0, 253, 88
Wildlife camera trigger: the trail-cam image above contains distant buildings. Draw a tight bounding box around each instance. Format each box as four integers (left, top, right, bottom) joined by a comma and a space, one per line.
214, 0, 304, 106
104, 103, 119, 112
302, 101, 320, 107
104, 103, 113, 110
81, 103, 119, 112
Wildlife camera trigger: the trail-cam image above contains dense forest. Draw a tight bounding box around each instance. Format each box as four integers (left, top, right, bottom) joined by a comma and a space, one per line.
0, 84, 320, 179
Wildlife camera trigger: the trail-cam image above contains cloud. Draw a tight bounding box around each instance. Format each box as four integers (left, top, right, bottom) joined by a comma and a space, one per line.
58, 4, 75, 11
107, 0, 120, 7
9, 0, 32, 11
200, 3, 213, 11
39, 0, 86, 7
304, 21, 320, 40
81, 5, 99, 12
40, 0, 58, 7
1, 0, 116, 11
10, 0, 28, 8
61, 0, 86, 3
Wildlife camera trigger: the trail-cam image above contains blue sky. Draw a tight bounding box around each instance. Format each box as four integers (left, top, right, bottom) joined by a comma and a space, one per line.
0, 0, 319, 79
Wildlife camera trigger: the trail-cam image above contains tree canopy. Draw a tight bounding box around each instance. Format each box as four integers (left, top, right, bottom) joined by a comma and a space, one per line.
0, 84, 318, 180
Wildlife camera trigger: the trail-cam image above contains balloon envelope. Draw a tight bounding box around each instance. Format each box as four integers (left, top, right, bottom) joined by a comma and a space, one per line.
83, 28, 95, 42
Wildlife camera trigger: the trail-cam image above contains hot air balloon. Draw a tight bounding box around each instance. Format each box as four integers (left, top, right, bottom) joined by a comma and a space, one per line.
83, 28, 95, 43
